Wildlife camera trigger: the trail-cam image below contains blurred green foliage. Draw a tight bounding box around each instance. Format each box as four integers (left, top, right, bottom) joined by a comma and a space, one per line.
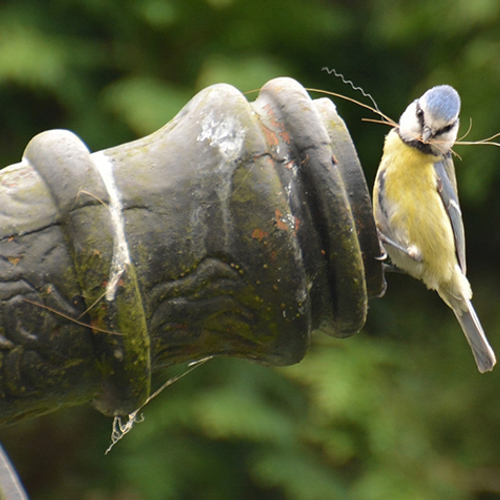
1, 0, 500, 499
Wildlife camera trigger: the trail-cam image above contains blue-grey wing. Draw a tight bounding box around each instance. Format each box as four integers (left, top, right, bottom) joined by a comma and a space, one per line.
374, 168, 393, 238
434, 155, 466, 274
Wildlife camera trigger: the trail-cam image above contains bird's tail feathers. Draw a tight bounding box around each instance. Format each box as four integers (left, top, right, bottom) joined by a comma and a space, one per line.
453, 299, 496, 373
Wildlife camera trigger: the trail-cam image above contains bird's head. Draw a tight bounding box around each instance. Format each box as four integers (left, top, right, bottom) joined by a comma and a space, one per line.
398, 85, 461, 155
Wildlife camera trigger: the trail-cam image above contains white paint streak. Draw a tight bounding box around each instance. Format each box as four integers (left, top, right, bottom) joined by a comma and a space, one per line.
197, 112, 246, 248
197, 112, 245, 162
92, 151, 131, 301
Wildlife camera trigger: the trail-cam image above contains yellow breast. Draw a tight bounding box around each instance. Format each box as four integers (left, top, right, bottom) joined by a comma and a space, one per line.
374, 130, 457, 288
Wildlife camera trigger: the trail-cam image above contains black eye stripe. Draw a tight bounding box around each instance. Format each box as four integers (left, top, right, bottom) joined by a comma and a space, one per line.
435, 119, 458, 136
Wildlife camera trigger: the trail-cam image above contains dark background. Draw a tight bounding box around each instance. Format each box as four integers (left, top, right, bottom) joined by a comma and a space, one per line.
1, 0, 500, 498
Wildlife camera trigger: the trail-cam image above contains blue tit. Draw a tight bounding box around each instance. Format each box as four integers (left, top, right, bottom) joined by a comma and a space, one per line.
373, 85, 496, 373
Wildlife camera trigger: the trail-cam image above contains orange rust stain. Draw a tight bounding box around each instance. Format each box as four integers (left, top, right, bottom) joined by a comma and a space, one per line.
251, 228, 269, 241
8, 256, 21, 266
275, 209, 289, 231
263, 103, 281, 128
276, 220, 289, 231
261, 125, 279, 147
279, 131, 291, 144
262, 103, 291, 140
294, 217, 300, 232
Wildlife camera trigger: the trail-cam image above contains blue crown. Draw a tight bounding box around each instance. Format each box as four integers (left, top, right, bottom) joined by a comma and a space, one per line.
422, 85, 461, 123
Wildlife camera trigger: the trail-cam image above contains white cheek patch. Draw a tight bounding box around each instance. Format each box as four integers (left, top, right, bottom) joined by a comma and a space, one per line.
398, 102, 422, 143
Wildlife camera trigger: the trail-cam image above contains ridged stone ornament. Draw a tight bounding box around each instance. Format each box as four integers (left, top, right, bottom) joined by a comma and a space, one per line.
0, 77, 384, 425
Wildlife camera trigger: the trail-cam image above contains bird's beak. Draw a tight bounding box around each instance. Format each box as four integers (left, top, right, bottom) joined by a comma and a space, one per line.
422, 126, 433, 142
